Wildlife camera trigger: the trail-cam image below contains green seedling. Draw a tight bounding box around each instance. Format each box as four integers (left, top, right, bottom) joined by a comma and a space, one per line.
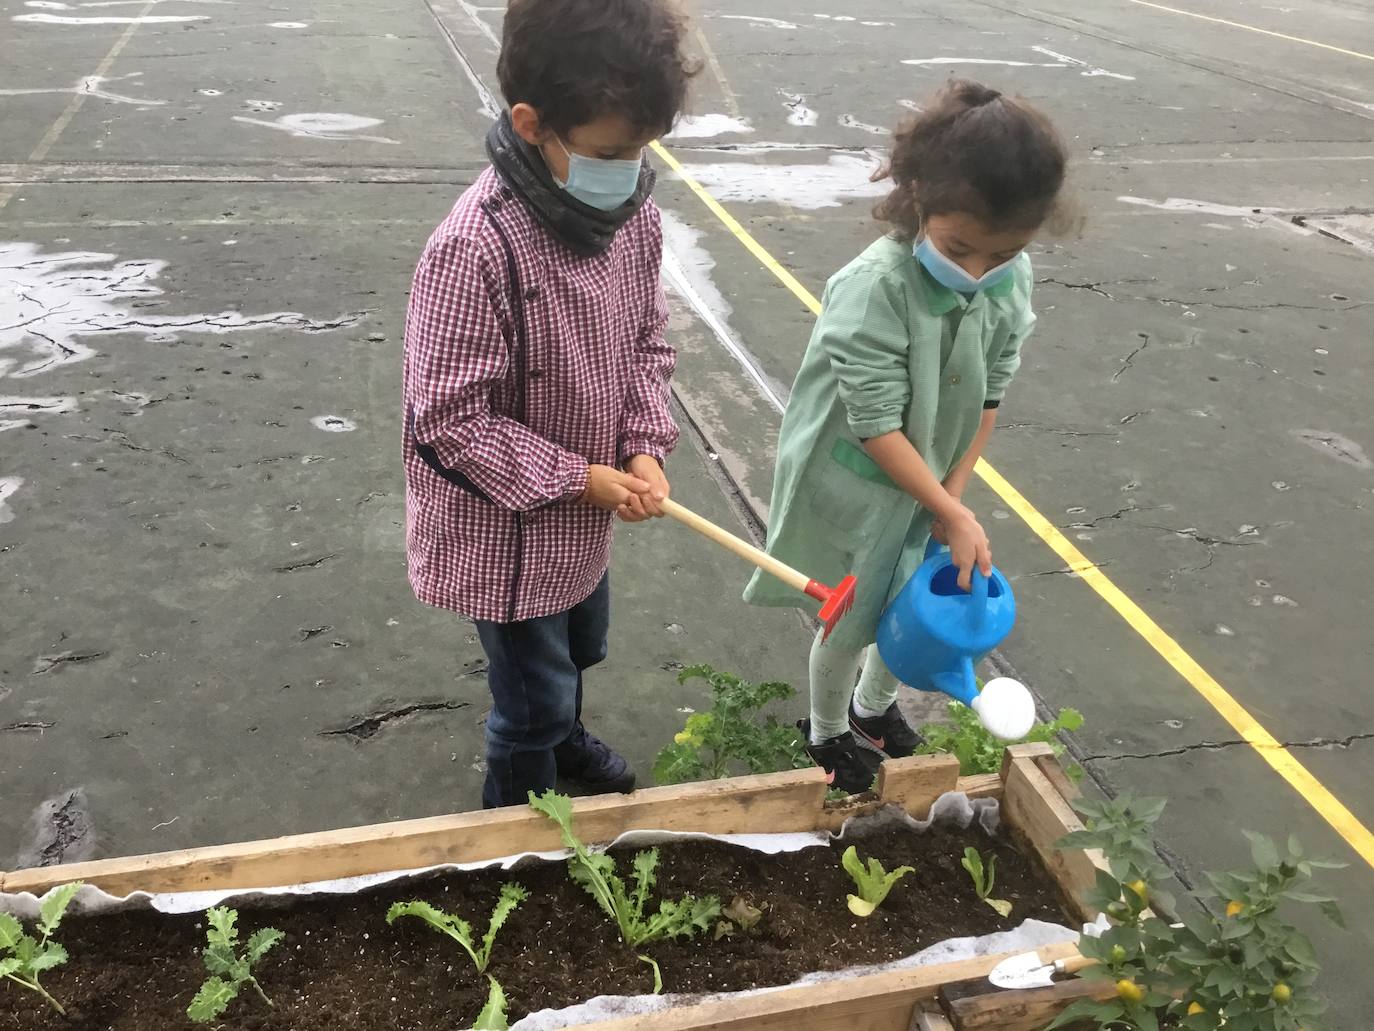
472, 976, 510, 1030
714, 896, 765, 940
0, 881, 81, 1016
841, 845, 914, 917
187, 906, 284, 1023
387, 882, 528, 975
960, 847, 1012, 918
530, 790, 719, 990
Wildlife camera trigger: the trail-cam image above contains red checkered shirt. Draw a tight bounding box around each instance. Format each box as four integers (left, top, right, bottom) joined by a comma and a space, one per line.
403, 168, 678, 622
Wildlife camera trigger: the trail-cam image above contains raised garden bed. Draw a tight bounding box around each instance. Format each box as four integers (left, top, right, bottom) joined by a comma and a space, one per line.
1, 744, 1111, 1031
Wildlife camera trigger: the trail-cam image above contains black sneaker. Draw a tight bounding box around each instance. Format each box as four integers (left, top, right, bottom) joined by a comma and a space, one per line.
849, 700, 924, 758
554, 722, 636, 795
799, 719, 876, 795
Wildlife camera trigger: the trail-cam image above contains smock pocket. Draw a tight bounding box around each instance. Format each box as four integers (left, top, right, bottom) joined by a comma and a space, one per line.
805, 437, 904, 543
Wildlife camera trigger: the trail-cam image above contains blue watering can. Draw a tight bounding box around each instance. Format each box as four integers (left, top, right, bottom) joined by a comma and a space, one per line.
876, 538, 1035, 740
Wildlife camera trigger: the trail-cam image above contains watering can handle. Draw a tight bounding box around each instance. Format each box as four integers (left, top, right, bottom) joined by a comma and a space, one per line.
925, 538, 992, 628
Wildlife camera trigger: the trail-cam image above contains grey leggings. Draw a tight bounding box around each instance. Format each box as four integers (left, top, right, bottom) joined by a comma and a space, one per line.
808, 629, 901, 740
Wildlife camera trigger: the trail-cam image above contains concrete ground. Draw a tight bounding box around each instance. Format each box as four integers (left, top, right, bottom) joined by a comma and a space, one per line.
2, 0, 1371, 1023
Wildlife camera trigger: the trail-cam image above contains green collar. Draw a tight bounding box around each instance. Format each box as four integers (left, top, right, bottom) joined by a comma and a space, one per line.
917, 261, 1015, 315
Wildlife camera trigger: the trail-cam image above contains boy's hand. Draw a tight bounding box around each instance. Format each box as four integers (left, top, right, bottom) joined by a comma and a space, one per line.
936, 501, 992, 592
618, 455, 670, 522
581, 464, 652, 513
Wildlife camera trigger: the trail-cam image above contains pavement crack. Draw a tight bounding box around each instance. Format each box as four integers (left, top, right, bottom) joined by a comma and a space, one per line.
1084, 733, 1374, 762
1141, 523, 1260, 547
1003, 420, 1118, 438
1063, 505, 1160, 529
1036, 277, 1116, 299
274, 553, 338, 573
1118, 410, 1149, 425
18, 789, 95, 867
1018, 561, 1113, 578
1112, 333, 1150, 382
2, 720, 56, 732
298, 626, 332, 642
319, 701, 471, 741
31, 649, 110, 675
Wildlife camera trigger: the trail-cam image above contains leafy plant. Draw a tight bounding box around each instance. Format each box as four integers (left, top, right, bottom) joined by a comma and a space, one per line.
917, 700, 1084, 776
472, 976, 509, 1030
841, 845, 914, 917
960, 847, 1012, 918
1049, 795, 1344, 1031
714, 896, 765, 940
0, 881, 81, 1016
187, 906, 284, 1023
387, 882, 528, 975
654, 665, 808, 784
530, 789, 720, 988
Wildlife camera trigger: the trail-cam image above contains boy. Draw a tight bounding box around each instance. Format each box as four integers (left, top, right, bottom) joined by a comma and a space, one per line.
402, 0, 696, 808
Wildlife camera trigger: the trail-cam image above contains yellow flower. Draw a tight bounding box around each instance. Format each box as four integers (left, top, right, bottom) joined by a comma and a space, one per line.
1226, 900, 1245, 917
1187, 1002, 1206, 1015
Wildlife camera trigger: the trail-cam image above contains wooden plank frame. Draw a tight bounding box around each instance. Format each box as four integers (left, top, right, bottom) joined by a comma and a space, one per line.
1, 746, 1102, 1030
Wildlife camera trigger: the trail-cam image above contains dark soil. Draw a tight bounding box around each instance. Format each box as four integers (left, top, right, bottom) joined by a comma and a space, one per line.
1, 824, 1070, 1030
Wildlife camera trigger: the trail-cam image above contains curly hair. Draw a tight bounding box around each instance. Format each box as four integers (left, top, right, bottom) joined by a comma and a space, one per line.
873, 79, 1071, 240
497, 0, 700, 138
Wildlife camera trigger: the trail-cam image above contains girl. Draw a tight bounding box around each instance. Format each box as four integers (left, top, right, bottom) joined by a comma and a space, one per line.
744, 79, 1069, 793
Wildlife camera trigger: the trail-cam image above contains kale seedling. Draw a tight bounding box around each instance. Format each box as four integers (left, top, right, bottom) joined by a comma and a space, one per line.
472, 976, 509, 1030
387, 882, 528, 975
530, 790, 720, 988
960, 847, 1012, 917
187, 906, 284, 1023
841, 845, 914, 917
654, 665, 809, 784
0, 881, 81, 1016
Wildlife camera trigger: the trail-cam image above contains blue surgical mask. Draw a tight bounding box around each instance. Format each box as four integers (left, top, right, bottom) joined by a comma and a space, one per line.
552, 136, 643, 211
914, 236, 1019, 294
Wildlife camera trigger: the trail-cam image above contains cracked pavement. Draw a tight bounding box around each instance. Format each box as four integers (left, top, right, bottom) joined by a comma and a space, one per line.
1, 0, 1372, 1023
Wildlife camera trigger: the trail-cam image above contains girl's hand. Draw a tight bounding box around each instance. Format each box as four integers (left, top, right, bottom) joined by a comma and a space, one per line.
939, 503, 992, 592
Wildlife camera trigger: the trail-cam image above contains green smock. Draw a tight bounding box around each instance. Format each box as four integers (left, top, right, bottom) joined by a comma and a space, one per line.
743, 235, 1036, 652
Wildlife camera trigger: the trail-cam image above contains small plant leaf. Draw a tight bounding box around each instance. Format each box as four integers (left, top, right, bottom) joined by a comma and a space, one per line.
847, 894, 878, 917
722, 896, 764, 931
639, 953, 664, 995
1319, 900, 1345, 929
206, 906, 238, 947
37, 882, 82, 938
0, 913, 21, 950
387, 900, 480, 970
527, 790, 576, 845
471, 977, 509, 1030
479, 883, 529, 969
631, 850, 659, 919
0, 957, 20, 978
985, 898, 1014, 918
1242, 830, 1279, 869
840, 845, 913, 915
187, 976, 238, 1023
27, 941, 68, 975
245, 928, 284, 965
202, 939, 240, 978
960, 847, 986, 897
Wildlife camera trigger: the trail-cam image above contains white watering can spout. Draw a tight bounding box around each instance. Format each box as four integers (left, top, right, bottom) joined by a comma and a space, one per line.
972, 677, 1038, 741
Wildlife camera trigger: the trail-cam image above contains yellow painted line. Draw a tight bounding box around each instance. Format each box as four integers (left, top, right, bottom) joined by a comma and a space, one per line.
1129, 0, 1374, 62
650, 142, 823, 315
653, 143, 1374, 870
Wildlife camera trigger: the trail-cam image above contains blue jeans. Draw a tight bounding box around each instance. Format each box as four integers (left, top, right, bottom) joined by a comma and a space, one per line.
475, 573, 610, 808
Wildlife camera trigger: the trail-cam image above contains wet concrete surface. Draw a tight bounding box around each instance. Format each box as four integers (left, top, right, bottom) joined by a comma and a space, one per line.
2, 0, 1372, 1023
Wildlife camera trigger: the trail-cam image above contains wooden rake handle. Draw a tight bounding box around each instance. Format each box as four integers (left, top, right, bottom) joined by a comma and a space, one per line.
661, 499, 810, 594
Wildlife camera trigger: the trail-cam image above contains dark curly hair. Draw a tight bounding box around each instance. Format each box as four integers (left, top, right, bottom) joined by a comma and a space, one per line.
497, 0, 699, 139
873, 79, 1071, 240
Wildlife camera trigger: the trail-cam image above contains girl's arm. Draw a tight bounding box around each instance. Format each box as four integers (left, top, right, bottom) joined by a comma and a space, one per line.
942, 408, 997, 500
862, 431, 991, 589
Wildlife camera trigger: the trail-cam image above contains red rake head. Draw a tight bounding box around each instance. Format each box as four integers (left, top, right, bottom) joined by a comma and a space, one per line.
805, 575, 858, 642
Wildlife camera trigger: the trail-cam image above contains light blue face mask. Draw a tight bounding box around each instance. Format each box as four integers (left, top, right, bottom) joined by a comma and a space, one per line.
552, 136, 643, 211
914, 236, 1019, 294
